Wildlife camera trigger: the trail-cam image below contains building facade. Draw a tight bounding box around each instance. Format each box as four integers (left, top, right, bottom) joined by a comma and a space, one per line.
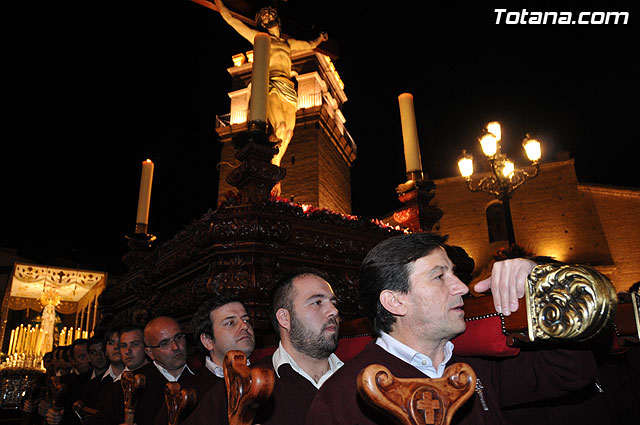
430, 159, 639, 292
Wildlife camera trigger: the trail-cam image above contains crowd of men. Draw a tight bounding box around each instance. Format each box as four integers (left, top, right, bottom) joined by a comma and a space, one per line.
20, 233, 640, 425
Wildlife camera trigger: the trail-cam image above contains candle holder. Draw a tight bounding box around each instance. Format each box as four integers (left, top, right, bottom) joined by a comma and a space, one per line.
225, 121, 286, 204
122, 231, 157, 270
392, 173, 443, 233
247, 119, 268, 133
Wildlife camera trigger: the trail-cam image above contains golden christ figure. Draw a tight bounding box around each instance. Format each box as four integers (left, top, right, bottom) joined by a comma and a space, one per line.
215, 0, 328, 194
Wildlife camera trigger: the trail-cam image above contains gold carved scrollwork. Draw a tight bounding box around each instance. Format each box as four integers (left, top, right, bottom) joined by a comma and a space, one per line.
525, 264, 617, 342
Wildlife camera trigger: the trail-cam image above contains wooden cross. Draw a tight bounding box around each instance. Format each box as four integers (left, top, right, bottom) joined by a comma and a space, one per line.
415, 390, 441, 424
188, 0, 339, 59
357, 363, 476, 425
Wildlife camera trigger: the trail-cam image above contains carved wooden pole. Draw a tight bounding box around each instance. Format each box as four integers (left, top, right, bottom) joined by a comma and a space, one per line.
121, 371, 146, 425
49, 376, 66, 416
358, 363, 476, 425
164, 382, 197, 425
224, 350, 275, 425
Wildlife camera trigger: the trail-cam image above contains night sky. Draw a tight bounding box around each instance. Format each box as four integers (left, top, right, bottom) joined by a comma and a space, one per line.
2, 1, 638, 276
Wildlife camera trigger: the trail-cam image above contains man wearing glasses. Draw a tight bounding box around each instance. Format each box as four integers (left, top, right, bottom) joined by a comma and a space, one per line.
89, 318, 193, 425
144, 316, 192, 382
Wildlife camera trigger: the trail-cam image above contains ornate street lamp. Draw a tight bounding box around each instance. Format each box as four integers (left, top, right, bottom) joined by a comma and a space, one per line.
457, 121, 541, 245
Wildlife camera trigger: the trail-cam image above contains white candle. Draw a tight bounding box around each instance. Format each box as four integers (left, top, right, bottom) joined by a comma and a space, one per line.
135, 159, 154, 233
17, 325, 24, 353
248, 32, 271, 123
8, 329, 15, 355
26, 328, 32, 355
398, 93, 423, 173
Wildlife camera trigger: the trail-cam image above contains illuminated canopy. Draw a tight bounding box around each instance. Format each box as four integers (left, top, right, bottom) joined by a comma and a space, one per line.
5, 263, 106, 315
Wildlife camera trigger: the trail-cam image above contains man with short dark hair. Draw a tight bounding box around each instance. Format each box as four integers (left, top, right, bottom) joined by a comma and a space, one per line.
54, 346, 73, 376
102, 328, 125, 382
71, 338, 93, 375
87, 335, 109, 377
182, 267, 342, 425
155, 294, 257, 425
191, 294, 255, 394
87, 325, 148, 425
305, 232, 599, 425
89, 320, 195, 425
46, 338, 94, 425
117, 325, 149, 376
79, 334, 112, 409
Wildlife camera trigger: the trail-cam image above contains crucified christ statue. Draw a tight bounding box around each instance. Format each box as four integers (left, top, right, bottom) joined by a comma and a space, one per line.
215, 0, 328, 186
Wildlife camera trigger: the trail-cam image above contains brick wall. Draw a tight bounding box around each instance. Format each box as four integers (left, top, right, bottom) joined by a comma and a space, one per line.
431, 160, 639, 291
583, 185, 640, 291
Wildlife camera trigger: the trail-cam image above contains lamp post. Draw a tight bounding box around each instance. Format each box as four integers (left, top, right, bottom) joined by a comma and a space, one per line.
457, 121, 541, 245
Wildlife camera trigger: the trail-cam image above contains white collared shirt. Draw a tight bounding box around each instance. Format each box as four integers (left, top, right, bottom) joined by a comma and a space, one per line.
205, 356, 225, 378
101, 364, 120, 381
271, 342, 343, 389
153, 361, 194, 382
376, 331, 454, 378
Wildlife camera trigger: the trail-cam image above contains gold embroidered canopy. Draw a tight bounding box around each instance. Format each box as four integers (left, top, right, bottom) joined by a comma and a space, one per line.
1, 262, 107, 355
5, 263, 106, 314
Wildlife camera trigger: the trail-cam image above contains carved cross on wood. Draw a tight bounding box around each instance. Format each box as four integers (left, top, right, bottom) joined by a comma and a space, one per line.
357, 363, 476, 425
415, 390, 441, 424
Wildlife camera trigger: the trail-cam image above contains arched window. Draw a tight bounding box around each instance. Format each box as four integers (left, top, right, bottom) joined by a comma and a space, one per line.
486, 202, 509, 243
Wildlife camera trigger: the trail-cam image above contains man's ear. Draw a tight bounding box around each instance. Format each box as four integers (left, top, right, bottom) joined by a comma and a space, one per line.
200, 333, 215, 352
379, 290, 408, 317
275, 308, 291, 333
144, 347, 155, 361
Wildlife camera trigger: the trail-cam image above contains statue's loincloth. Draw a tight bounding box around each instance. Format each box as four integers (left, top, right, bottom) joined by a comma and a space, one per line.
269, 76, 297, 106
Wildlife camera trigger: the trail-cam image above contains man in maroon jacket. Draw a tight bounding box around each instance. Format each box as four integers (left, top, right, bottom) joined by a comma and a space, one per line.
88, 318, 194, 425
154, 293, 256, 424
182, 267, 343, 425
304, 232, 598, 425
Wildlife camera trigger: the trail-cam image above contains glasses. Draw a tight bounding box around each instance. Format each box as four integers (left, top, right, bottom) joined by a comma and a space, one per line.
146, 333, 186, 349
